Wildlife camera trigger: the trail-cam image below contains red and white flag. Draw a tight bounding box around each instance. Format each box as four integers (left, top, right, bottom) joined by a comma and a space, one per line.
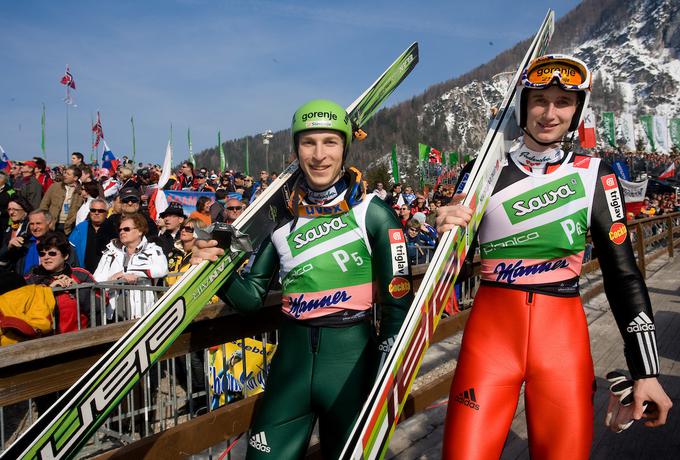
60, 65, 76, 89
92, 112, 104, 148
578, 107, 597, 149
658, 162, 676, 180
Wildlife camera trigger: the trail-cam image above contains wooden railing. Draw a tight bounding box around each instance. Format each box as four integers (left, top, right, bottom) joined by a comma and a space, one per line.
1, 212, 678, 459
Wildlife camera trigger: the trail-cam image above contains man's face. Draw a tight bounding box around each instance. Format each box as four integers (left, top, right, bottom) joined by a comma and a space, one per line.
89, 203, 108, 225
29, 213, 50, 238
121, 196, 140, 214
20, 165, 34, 177
181, 164, 192, 175
376, 183, 384, 190
405, 186, 413, 194
225, 199, 243, 222
63, 168, 77, 185
399, 205, 411, 218
260, 171, 269, 181
297, 130, 344, 191
164, 214, 183, 232
524, 86, 578, 150
394, 185, 402, 194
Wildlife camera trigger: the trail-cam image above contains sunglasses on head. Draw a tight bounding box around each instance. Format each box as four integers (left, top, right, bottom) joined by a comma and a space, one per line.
226, 206, 243, 211
119, 226, 136, 233
181, 225, 195, 233
39, 249, 60, 257
90, 208, 107, 214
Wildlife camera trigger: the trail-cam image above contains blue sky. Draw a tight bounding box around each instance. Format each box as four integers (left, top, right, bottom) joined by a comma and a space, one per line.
0, 0, 581, 166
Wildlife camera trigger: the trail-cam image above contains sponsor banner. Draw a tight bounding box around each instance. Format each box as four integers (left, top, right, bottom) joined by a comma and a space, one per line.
208, 338, 277, 408
612, 160, 630, 180
601, 174, 625, 221
164, 190, 215, 216
609, 222, 628, 245
620, 112, 636, 151
619, 178, 648, 204
602, 111, 616, 147
389, 229, 409, 276
289, 214, 354, 257
388, 277, 410, 299
281, 283, 373, 320
503, 173, 585, 224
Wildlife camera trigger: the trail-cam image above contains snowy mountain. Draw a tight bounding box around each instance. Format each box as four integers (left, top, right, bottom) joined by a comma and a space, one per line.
196, 0, 680, 179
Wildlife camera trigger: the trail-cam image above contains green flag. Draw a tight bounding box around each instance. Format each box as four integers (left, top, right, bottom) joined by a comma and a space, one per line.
131, 116, 136, 163
245, 138, 250, 176
188, 127, 196, 166
463, 154, 471, 163
669, 119, 680, 149
41, 103, 46, 158
391, 144, 399, 183
640, 115, 655, 151
602, 112, 616, 148
218, 131, 226, 172
448, 151, 458, 165
418, 143, 431, 163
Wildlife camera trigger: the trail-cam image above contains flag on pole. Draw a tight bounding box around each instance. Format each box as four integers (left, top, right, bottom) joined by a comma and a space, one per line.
131, 117, 137, 163
92, 112, 104, 149
391, 144, 399, 184
670, 119, 680, 149
218, 131, 226, 172
0, 145, 10, 172
602, 112, 616, 148
640, 115, 655, 151
245, 138, 250, 176
658, 162, 676, 180
448, 152, 458, 165
621, 113, 636, 151
418, 143, 441, 163
41, 103, 46, 157
577, 107, 596, 149
60, 65, 76, 105
188, 127, 196, 166
153, 140, 173, 219
101, 142, 120, 172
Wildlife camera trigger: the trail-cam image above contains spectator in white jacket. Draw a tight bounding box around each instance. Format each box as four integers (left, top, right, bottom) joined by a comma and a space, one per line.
93, 213, 168, 320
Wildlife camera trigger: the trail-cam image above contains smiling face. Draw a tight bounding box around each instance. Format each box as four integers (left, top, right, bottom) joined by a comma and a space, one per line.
297, 130, 344, 191
524, 86, 578, 150
39, 246, 67, 273
29, 212, 51, 238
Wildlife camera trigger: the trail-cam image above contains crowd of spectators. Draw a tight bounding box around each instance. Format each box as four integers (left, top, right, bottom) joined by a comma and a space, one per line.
2, 148, 679, 342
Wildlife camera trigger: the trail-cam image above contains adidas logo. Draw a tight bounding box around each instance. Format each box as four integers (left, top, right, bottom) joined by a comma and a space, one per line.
627, 312, 655, 333
249, 431, 271, 453
378, 337, 395, 353
454, 388, 480, 411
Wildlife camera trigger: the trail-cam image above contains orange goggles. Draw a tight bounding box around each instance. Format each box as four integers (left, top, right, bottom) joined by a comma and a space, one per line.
522, 55, 591, 91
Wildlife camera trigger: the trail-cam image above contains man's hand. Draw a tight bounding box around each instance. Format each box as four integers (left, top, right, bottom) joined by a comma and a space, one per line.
191, 239, 224, 265
8, 236, 24, 248
633, 377, 673, 427
435, 193, 473, 235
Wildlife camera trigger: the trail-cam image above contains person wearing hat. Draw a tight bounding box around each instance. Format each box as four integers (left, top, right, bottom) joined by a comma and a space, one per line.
99, 187, 158, 249
15, 161, 43, 210
157, 202, 186, 256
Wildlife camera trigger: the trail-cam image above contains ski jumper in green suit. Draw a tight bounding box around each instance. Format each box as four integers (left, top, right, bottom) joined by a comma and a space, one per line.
218, 173, 414, 459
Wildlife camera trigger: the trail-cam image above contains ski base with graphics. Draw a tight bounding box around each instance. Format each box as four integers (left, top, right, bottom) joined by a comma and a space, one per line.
339, 11, 555, 460
2, 42, 419, 460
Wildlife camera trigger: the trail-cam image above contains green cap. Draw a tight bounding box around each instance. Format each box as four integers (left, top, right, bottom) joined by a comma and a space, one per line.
291, 99, 353, 158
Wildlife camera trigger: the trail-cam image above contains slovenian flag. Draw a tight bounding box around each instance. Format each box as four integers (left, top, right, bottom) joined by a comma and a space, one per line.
101, 143, 119, 172
0, 145, 10, 172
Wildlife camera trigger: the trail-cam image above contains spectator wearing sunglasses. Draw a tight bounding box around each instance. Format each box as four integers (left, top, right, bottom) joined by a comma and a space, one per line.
69, 199, 110, 274
166, 217, 208, 286
223, 198, 244, 224
25, 231, 96, 333
99, 187, 158, 247
94, 213, 167, 319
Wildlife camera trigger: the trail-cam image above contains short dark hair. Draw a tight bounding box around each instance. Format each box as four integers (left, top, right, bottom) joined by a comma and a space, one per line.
182, 161, 194, 170
37, 231, 71, 256
215, 189, 228, 200
79, 164, 93, 177
71, 152, 84, 162
9, 196, 34, 213
67, 165, 82, 178
32, 157, 47, 173
120, 213, 149, 235
83, 181, 100, 199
